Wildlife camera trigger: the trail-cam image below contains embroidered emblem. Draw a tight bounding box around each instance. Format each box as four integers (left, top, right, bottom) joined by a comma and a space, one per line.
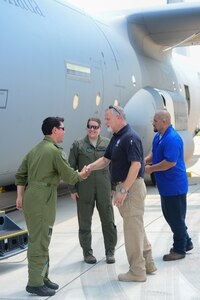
115, 139, 120, 147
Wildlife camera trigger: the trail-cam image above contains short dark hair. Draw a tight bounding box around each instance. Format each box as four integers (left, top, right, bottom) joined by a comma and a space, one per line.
87, 117, 101, 127
41, 117, 64, 135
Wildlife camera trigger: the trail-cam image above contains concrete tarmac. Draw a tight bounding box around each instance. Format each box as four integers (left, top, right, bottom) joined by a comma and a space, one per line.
0, 136, 200, 300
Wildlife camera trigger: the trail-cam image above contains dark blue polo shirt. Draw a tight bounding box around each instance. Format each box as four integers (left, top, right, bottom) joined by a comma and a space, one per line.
152, 125, 188, 196
104, 124, 145, 183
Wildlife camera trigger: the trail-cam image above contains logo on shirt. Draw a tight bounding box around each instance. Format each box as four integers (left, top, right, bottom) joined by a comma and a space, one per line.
115, 139, 120, 147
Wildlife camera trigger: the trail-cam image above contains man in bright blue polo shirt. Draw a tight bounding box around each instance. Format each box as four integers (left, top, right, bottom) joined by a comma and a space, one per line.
145, 110, 193, 261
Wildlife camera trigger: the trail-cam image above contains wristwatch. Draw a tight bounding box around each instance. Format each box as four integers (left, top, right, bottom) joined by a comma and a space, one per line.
119, 188, 129, 194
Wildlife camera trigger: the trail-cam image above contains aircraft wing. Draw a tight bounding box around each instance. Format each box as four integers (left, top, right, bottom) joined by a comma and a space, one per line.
127, 3, 200, 54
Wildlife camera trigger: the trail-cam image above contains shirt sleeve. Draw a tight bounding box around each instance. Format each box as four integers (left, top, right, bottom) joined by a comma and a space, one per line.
68, 141, 79, 192
15, 155, 28, 186
104, 139, 112, 159
54, 149, 82, 185
126, 136, 142, 162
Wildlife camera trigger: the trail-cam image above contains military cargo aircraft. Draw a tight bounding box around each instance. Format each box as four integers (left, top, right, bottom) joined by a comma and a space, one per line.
1, 0, 200, 188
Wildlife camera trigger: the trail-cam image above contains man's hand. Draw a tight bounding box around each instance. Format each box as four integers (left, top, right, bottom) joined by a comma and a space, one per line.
16, 185, 25, 210
114, 191, 127, 207
145, 164, 153, 175
70, 192, 79, 201
79, 165, 91, 179
16, 196, 23, 210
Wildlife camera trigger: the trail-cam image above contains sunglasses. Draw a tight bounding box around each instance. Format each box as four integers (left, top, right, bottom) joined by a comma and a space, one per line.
57, 127, 65, 131
87, 124, 100, 130
108, 105, 121, 115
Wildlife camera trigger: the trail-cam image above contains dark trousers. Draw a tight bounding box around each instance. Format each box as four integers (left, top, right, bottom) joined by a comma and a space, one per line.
161, 193, 192, 254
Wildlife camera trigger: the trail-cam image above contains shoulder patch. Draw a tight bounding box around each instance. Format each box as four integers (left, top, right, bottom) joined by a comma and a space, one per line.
61, 151, 67, 160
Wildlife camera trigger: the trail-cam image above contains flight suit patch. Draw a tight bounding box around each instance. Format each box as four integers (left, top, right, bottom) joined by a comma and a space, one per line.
86, 147, 93, 153
61, 151, 67, 160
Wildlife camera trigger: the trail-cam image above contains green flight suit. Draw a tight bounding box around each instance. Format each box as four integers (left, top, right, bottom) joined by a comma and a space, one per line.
68, 135, 117, 257
15, 136, 82, 287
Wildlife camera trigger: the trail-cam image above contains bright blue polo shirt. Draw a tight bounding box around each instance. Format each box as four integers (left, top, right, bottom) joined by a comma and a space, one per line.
152, 125, 188, 196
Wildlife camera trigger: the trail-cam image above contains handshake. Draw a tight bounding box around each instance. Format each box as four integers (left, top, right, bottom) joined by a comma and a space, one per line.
77, 157, 107, 180
79, 165, 92, 180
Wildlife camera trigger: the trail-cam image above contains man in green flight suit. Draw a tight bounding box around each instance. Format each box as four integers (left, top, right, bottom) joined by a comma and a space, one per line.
68, 117, 117, 264
15, 117, 89, 297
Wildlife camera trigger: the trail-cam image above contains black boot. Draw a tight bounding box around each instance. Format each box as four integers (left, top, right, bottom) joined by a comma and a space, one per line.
26, 284, 55, 296
44, 278, 59, 290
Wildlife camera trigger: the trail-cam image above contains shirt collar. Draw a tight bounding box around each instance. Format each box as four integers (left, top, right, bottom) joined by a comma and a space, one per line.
113, 124, 129, 137
44, 136, 55, 143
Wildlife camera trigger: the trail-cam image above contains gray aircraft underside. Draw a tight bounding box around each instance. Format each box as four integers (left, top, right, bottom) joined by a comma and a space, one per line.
1, 0, 200, 186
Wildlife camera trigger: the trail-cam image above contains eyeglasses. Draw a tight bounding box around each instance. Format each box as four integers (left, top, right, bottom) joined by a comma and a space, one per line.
57, 127, 65, 131
108, 105, 121, 115
87, 124, 100, 130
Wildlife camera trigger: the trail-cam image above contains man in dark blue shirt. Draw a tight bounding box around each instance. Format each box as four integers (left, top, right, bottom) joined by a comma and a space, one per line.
145, 110, 193, 261
88, 106, 156, 282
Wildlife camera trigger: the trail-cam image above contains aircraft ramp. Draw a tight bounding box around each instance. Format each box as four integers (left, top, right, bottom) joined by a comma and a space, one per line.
0, 137, 199, 299
0, 210, 28, 260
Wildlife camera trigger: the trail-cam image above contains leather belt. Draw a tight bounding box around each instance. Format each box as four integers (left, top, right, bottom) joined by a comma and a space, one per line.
112, 181, 123, 186
112, 177, 143, 186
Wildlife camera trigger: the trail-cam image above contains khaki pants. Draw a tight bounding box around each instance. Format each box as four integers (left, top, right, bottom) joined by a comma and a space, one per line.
117, 178, 153, 277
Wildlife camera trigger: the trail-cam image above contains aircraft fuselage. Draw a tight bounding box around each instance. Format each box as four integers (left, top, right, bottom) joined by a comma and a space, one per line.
1, 0, 200, 185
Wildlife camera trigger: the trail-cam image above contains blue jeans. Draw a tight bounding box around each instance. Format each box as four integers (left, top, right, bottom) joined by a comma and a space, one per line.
161, 194, 192, 254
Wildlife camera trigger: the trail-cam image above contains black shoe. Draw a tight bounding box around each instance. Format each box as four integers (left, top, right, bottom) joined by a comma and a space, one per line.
26, 285, 55, 296
44, 278, 59, 290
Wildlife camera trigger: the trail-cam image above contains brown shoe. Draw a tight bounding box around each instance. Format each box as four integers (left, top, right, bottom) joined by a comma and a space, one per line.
146, 262, 157, 274
186, 244, 194, 251
84, 254, 97, 264
118, 271, 146, 282
163, 250, 185, 261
